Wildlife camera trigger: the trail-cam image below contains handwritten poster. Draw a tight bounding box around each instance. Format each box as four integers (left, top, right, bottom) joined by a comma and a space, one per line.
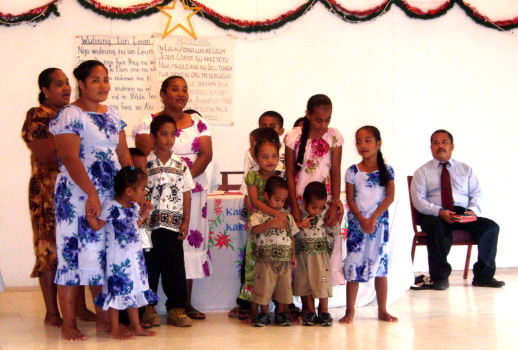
76, 35, 160, 138
155, 35, 235, 125
75, 34, 235, 130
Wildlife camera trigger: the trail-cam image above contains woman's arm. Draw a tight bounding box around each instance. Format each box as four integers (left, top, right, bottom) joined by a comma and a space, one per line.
189, 135, 212, 179
285, 146, 301, 221
27, 138, 59, 171
54, 133, 101, 218
116, 130, 133, 168
135, 134, 154, 156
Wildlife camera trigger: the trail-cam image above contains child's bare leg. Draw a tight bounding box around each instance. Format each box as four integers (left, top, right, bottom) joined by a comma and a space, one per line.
76, 286, 97, 321
305, 296, 316, 314
89, 285, 110, 332
108, 308, 133, 340
375, 277, 397, 322
246, 301, 260, 325
128, 307, 156, 336
317, 298, 329, 314
58, 285, 86, 341
339, 282, 358, 324
276, 302, 288, 314
39, 270, 62, 327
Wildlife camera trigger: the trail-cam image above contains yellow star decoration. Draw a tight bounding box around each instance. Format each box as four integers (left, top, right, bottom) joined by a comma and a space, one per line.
157, 0, 201, 39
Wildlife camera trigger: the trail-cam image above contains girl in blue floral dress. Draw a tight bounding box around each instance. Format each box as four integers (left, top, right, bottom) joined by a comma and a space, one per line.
50, 60, 132, 341
88, 166, 158, 339
340, 126, 397, 324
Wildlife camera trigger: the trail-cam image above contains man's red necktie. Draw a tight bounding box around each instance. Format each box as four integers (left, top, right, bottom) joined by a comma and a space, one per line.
441, 162, 454, 211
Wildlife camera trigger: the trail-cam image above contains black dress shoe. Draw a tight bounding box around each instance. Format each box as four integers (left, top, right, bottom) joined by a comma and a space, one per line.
472, 278, 505, 288
432, 279, 449, 290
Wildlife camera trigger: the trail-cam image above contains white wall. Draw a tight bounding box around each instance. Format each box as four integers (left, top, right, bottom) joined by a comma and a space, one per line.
1, 1, 517, 287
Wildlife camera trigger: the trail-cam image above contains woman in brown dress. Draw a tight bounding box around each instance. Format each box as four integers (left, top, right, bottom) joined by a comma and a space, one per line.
22, 68, 95, 328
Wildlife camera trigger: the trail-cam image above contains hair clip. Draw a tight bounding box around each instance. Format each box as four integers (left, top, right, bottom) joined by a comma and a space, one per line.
130, 166, 135, 170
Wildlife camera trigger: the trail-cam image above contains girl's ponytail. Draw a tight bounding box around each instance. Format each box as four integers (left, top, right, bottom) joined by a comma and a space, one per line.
377, 150, 389, 187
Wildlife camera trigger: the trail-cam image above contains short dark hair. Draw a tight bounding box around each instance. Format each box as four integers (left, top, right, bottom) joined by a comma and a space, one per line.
259, 111, 284, 128
250, 127, 281, 158
114, 166, 147, 198
293, 117, 306, 128
264, 176, 289, 196
150, 114, 176, 136
430, 129, 454, 144
303, 181, 327, 203
129, 147, 146, 158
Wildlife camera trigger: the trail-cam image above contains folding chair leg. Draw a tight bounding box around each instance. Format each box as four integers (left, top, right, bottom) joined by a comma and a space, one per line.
464, 245, 473, 279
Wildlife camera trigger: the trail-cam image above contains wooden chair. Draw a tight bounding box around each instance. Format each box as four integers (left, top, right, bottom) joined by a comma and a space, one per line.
407, 176, 475, 279
218, 171, 244, 191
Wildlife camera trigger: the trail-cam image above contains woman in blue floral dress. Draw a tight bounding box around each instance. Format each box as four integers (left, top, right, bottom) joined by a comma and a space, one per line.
340, 126, 397, 324
134, 76, 213, 319
49, 60, 132, 341
88, 166, 158, 339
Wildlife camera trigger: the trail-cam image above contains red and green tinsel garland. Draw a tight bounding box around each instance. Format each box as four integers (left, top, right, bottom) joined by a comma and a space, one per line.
76, 0, 173, 20
2, 0, 518, 31
0, 1, 60, 27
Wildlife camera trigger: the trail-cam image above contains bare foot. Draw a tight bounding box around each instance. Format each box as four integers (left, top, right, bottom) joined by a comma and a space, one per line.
109, 329, 134, 340
132, 325, 156, 336
61, 325, 86, 341
242, 317, 253, 325
44, 313, 63, 328
96, 320, 111, 333
378, 311, 398, 322
77, 307, 97, 322
339, 309, 355, 324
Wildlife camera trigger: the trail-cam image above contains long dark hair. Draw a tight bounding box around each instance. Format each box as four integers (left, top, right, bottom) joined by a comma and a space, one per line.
38, 68, 59, 104
357, 125, 390, 187
295, 94, 332, 172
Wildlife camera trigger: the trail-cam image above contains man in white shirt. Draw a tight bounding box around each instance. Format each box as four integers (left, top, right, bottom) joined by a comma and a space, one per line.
410, 129, 504, 290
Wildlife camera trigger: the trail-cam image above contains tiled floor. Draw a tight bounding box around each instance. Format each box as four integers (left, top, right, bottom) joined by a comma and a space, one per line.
1, 269, 516, 349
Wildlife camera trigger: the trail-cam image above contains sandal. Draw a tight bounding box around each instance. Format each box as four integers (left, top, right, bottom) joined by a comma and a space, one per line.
237, 307, 251, 321
186, 309, 206, 320
228, 306, 239, 318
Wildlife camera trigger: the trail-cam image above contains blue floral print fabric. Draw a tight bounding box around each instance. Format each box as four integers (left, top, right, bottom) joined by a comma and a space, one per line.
95, 200, 158, 310
50, 105, 125, 285
343, 164, 394, 282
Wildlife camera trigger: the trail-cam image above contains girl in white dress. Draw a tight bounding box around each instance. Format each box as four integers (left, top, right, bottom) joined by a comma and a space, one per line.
340, 126, 397, 324
88, 166, 158, 339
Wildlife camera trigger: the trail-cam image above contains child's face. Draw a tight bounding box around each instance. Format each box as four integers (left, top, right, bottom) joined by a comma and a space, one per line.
153, 122, 176, 153
256, 143, 279, 173
132, 155, 147, 173
304, 198, 327, 217
307, 105, 331, 134
264, 188, 288, 210
259, 116, 284, 136
355, 129, 381, 160
130, 177, 148, 203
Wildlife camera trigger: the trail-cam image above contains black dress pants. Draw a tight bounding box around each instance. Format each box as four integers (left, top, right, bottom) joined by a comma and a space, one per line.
145, 228, 187, 310
419, 212, 499, 282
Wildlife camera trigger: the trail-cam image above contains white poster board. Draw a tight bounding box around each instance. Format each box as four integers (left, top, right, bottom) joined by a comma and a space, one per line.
75, 34, 235, 131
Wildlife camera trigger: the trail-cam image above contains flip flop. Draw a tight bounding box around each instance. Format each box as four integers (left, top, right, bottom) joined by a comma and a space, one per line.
187, 310, 206, 320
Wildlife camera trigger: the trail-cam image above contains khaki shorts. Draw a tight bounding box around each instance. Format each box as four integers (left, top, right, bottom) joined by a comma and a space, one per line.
293, 253, 333, 298
252, 261, 293, 305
